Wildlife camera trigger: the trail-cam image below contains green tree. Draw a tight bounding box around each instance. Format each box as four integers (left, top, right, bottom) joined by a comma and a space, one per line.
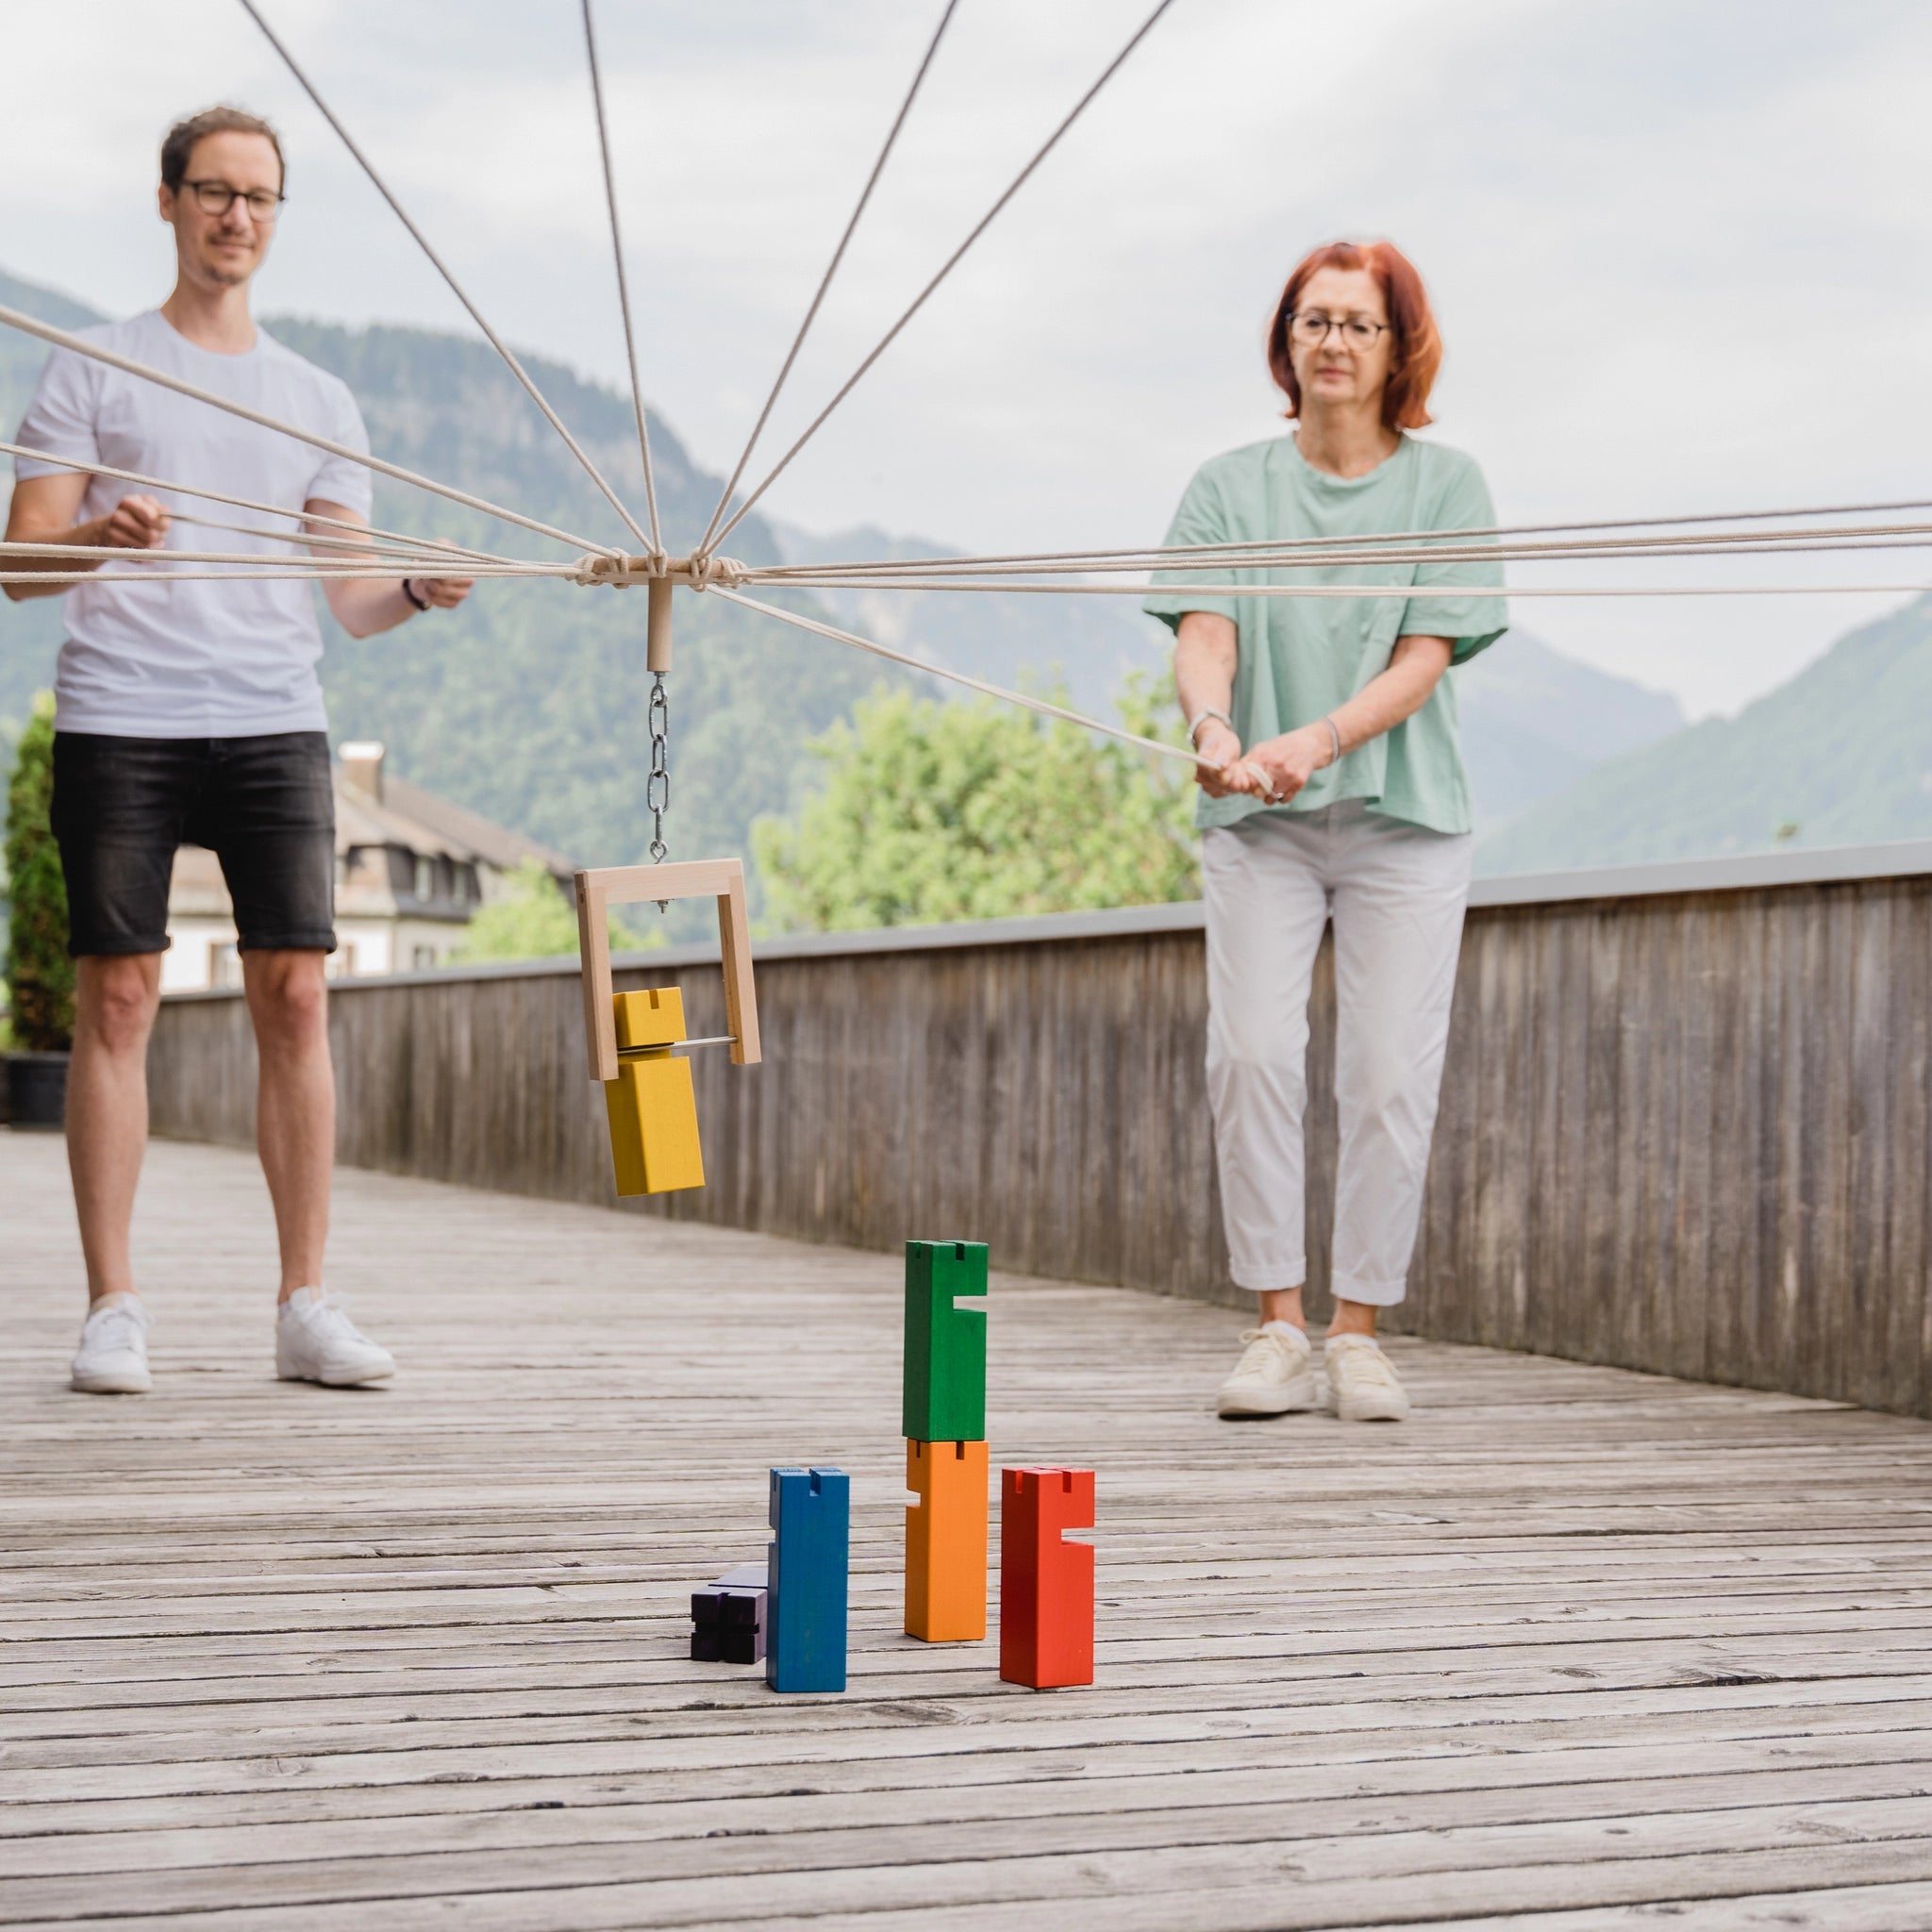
753, 671, 1200, 932
451, 858, 659, 964
5, 692, 75, 1050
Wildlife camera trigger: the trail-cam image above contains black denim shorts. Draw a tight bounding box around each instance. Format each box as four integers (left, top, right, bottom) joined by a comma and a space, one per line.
51, 731, 337, 958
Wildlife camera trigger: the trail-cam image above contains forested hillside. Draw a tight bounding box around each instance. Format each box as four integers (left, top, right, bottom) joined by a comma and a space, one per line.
1477, 593, 1932, 872
769, 519, 1160, 722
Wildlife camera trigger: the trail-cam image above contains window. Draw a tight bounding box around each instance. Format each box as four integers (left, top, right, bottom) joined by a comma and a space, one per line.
414, 856, 434, 903
325, 944, 358, 981
411, 945, 437, 972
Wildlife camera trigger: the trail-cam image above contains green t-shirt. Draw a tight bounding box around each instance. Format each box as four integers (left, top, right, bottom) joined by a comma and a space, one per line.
1143, 432, 1507, 836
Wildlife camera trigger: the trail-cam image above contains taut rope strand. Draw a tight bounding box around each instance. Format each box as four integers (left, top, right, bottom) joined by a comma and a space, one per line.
580, 0, 663, 559
744, 575, 1932, 601
0, 439, 522, 567
712, 588, 1221, 772
238, 0, 655, 555
703, 0, 1180, 558
0, 306, 617, 556
694, 0, 961, 559
749, 496, 1932, 581
162, 508, 482, 564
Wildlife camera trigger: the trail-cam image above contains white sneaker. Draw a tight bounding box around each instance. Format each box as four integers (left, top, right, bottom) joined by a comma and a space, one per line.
71, 1293, 153, 1394
276, 1289, 395, 1387
1324, 1334, 1410, 1422
1216, 1322, 1318, 1418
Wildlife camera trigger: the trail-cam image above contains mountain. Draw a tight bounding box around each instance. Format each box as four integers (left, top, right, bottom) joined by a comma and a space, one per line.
1477, 593, 1932, 874
1455, 632, 1684, 833
768, 520, 1163, 720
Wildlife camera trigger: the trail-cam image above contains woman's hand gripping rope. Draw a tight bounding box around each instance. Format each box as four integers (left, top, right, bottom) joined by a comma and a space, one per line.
1191, 716, 1263, 800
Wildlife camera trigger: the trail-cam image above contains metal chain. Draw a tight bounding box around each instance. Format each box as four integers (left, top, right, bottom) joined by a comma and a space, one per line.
646, 672, 670, 866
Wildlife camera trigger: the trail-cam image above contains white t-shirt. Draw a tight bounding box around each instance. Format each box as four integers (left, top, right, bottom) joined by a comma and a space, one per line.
12, 309, 373, 738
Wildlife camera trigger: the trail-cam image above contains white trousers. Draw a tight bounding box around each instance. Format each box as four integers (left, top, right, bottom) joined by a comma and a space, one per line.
1202, 801, 1472, 1306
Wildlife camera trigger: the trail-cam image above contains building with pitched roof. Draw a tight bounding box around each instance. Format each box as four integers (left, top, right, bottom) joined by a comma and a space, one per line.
162, 741, 574, 992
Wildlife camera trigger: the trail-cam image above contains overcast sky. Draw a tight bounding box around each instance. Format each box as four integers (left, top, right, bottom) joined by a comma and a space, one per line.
6, 0, 1930, 716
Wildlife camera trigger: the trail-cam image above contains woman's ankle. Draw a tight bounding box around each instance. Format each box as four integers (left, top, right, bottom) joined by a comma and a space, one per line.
1257, 1287, 1306, 1330
1326, 1298, 1378, 1341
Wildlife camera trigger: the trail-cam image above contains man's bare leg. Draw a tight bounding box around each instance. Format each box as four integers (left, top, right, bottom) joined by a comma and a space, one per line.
242, 949, 332, 1301
66, 954, 164, 1305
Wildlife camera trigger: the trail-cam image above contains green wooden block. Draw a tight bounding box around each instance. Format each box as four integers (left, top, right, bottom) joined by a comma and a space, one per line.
904, 1240, 988, 1441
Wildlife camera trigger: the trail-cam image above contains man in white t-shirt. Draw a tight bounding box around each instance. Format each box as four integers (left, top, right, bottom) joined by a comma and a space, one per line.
4, 107, 473, 1395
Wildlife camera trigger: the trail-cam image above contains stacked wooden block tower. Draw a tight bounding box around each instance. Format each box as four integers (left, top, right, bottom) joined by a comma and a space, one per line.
904, 1240, 991, 1643
687, 1237, 1093, 1692
904, 1240, 1095, 1690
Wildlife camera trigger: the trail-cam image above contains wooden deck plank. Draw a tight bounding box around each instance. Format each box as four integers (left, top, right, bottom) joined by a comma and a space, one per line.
8, 1794, 1932, 1923
4, 1135, 1931, 1927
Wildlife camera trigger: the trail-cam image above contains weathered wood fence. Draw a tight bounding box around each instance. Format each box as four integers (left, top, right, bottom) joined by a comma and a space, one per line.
149, 842, 1932, 1419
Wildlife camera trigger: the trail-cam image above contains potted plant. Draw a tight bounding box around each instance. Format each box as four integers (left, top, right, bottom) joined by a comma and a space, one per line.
5, 693, 75, 1129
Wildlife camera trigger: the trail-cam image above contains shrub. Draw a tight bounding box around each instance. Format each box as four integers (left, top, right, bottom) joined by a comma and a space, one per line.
4, 692, 74, 1051
753, 671, 1200, 931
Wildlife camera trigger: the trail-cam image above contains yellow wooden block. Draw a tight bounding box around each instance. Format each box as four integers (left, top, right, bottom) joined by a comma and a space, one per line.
906, 1438, 989, 1641
614, 986, 687, 1050
604, 1054, 706, 1195
604, 989, 704, 1196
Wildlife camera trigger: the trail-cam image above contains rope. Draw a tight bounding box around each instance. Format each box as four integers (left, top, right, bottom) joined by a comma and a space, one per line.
741, 575, 1932, 601
750, 496, 1932, 581
0, 539, 566, 572
164, 508, 478, 564
0, 568, 569, 585
703, 0, 1179, 558
711, 587, 1219, 771
239, 0, 655, 556
580, 0, 662, 559
0, 438, 522, 566
0, 305, 616, 556
694, 0, 961, 559
758, 525, 1932, 575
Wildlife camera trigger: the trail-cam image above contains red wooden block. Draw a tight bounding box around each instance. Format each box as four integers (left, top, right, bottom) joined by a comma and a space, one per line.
999, 1466, 1094, 1689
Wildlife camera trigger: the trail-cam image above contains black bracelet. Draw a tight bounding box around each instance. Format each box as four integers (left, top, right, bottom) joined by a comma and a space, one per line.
401, 578, 429, 611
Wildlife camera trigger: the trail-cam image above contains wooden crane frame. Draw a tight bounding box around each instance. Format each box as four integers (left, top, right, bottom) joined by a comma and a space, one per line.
575, 858, 761, 1084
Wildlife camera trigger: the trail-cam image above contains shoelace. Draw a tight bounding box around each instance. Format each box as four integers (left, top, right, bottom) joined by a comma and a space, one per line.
296, 1293, 368, 1342
1235, 1327, 1300, 1374
1330, 1341, 1399, 1390
85, 1305, 146, 1353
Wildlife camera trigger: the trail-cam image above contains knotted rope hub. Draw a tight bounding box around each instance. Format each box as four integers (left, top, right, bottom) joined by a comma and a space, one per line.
574, 551, 750, 591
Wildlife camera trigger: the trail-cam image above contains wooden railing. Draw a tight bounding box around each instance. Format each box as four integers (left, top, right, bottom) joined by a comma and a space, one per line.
148, 841, 1932, 1419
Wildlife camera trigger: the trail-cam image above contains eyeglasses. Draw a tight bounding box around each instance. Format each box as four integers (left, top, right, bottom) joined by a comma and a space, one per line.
1288, 311, 1389, 350
180, 179, 285, 221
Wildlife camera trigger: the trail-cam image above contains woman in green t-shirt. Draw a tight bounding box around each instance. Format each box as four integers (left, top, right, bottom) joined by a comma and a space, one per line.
1144, 239, 1507, 1425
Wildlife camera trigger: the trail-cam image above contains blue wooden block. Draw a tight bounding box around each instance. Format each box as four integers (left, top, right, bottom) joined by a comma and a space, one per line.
766, 1466, 849, 1693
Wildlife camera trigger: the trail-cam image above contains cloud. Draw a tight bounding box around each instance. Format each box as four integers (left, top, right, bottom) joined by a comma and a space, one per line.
4, 0, 1928, 715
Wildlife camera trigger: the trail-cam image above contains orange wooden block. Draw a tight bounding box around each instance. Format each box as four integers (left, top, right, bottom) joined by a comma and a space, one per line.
905, 1439, 989, 1642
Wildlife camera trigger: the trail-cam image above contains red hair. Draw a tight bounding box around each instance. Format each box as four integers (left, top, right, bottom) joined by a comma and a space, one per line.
1266, 240, 1441, 432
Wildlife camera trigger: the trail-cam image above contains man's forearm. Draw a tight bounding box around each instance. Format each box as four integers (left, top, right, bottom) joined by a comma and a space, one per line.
1, 514, 114, 600
322, 576, 421, 640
